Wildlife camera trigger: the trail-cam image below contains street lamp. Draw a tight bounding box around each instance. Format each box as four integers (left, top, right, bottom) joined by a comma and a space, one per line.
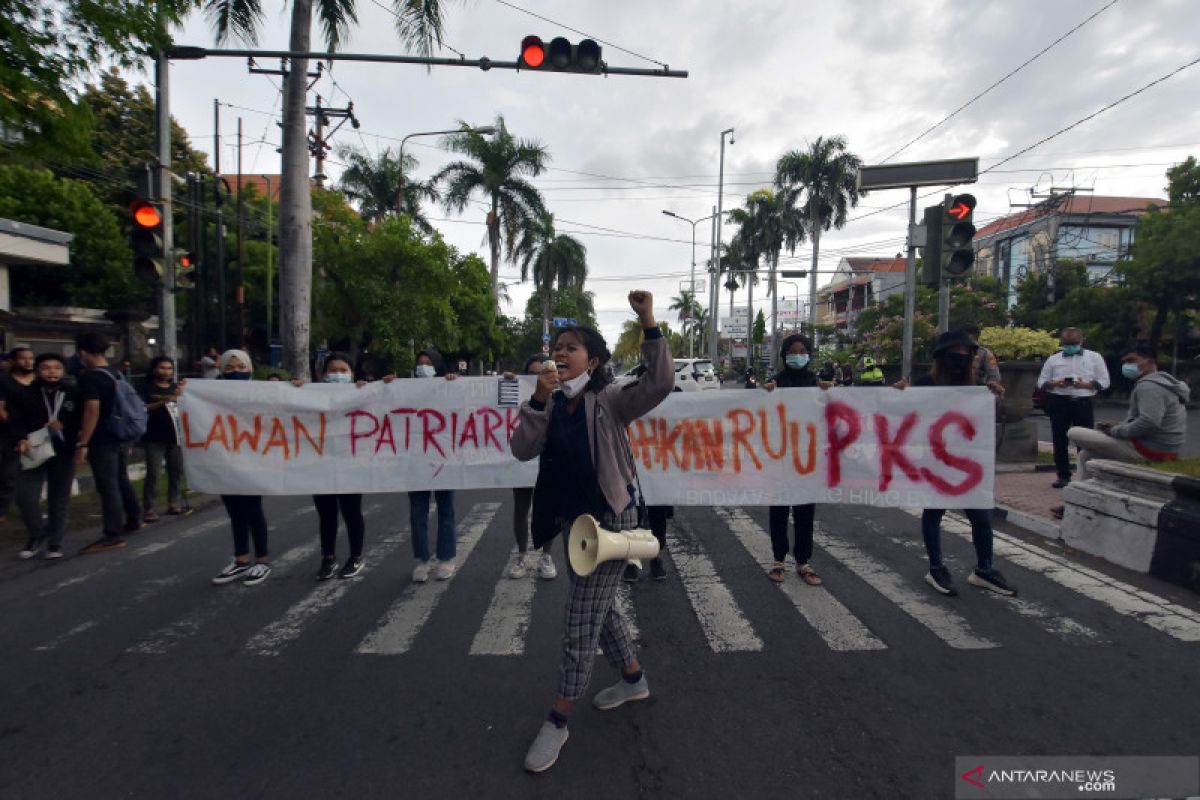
710, 127, 735, 364
396, 125, 497, 213
662, 209, 716, 358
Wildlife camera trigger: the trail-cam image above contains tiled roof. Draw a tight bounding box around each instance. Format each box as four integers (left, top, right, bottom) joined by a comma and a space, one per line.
221, 174, 284, 202
974, 195, 1167, 241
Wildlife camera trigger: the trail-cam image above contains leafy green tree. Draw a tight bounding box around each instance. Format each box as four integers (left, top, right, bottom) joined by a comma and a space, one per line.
335, 144, 437, 230
433, 116, 549, 301
1166, 155, 1200, 207
0, 1, 189, 162
1010, 260, 1088, 328
445, 252, 505, 369
0, 165, 142, 308
752, 310, 766, 345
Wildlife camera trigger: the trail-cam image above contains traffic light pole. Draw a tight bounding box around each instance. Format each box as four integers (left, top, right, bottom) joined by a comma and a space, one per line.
901, 186, 917, 381
938, 277, 951, 334
155, 48, 177, 362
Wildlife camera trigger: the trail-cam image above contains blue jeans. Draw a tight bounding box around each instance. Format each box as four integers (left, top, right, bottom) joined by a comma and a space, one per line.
408, 490, 456, 562
921, 508, 993, 573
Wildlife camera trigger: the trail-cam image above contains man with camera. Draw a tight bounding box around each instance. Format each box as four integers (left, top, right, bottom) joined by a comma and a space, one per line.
1037, 327, 1111, 489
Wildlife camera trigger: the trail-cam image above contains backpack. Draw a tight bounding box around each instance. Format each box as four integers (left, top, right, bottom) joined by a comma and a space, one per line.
97, 369, 149, 442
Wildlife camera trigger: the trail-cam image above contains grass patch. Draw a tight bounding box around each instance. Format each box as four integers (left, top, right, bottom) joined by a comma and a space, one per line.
1147, 458, 1200, 478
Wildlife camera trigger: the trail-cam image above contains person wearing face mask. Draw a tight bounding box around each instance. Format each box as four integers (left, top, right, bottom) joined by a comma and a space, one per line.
512, 291, 673, 775
0, 346, 37, 520
305, 352, 369, 579
407, 348, 460, 583
140, 356, 188, 522
762, 334, 833, 584
1059, 345, 1190, 504
13, 354, 81, 559
896, 330, 1014, 597
206, 349, 273, 586
501, 354, 559, 581
1036, 327, 1110, 489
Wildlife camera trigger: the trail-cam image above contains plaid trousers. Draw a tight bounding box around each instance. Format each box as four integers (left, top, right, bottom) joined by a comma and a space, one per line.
557, 506, 640, 700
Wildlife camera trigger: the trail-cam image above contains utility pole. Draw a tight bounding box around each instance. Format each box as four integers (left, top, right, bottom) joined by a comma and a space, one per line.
236, 117, 246, 347
711, 128, 734, 365
305, 95, 359, 189
154, 45, 175, 361
213, 100, 228, 351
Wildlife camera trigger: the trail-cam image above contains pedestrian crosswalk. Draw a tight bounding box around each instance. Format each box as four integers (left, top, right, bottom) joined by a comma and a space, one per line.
18, 496, 1200, 664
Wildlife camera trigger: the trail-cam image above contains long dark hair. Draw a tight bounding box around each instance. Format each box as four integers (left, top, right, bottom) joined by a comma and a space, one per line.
930, 352, 977, 386
557, 326, 612, 393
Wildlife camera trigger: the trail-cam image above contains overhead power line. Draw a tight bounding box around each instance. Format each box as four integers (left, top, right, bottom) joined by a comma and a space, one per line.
492, 0, 668, 68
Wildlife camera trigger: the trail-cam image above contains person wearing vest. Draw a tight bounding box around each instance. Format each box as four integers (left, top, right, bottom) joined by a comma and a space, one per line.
857, 355, 885, 386
1036, 327, 1110, 489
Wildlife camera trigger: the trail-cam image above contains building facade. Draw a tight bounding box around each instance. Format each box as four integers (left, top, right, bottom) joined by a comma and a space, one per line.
816, 256, 907, 333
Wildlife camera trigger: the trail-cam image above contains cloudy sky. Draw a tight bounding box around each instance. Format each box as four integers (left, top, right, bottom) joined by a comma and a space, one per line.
158, 0, 1200, 346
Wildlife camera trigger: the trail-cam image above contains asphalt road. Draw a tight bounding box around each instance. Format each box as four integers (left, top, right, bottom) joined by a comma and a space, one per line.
1, 491, 1198, 799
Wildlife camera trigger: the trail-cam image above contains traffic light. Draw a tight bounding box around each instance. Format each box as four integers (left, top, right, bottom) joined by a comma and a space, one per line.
921, 203, 942, 286
518, 35, 603, 73
175, 249, 196, 288
940, 193, 976, 276
130, 196, 164, 283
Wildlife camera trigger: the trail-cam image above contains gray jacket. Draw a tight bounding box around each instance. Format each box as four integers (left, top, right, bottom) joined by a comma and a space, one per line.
1110, 371, 1191, 453
511, 334, 673, 516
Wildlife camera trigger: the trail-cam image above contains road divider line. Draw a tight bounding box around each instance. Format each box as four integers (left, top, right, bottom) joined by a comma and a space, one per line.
667, 516, 763, 653
715, 507, 886, 652
813, 522, 999, 650
356, 503, 501, 655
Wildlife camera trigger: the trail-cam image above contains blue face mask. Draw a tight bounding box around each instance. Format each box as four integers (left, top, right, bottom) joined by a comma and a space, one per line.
785, 354, 810, 370
1061, 344, 1082, 356
325, 372, 353, 384
1121, 363, 1141, 380
223, 371, 251, 381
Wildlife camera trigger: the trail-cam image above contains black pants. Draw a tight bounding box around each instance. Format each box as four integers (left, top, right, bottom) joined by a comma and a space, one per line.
313, 493, 365, 558
648, 505, 671, 552
221, 495, 269, 559
1045, 394, 1094, 479
88, 442, 140, 539
768, 504, 815, 564
0, 442, 19, 517
17, 453, 76, 548
513, 487, 534, 553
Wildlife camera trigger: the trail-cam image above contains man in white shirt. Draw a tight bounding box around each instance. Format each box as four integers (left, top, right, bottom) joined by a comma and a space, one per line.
1037, 327, 1110, 488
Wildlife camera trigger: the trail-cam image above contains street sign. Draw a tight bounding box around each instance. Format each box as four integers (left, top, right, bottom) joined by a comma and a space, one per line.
731, 307, 749, 320
722, 319, 749, 338
680, 279, 706, 294
551, 317, 577, 327
542, 333, 551, 342
856, 158, 979, 191
780, 270, 808, 279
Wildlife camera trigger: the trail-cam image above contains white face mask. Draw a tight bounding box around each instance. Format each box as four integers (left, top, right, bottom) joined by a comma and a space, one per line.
325, 372, 353, 384
560, 370, 591, 398
414, 364, 436, 378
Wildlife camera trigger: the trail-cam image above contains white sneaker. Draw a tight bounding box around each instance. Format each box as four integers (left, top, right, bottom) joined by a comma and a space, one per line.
435, 560, 456, 580
18, 540, 42, 560
508, 553, 528, 579
538, 552, 557, 580
412, 560, 432, 583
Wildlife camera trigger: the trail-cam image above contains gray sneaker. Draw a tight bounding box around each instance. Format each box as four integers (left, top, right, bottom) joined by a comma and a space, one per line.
524, 721, 569, 773
592, 673, 650, 711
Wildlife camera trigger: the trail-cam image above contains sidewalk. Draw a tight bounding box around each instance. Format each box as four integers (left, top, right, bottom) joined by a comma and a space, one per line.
995, 470, 1064, 539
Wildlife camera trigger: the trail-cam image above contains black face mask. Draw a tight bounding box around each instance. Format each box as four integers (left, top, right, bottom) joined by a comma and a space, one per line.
942, 352, 972, 377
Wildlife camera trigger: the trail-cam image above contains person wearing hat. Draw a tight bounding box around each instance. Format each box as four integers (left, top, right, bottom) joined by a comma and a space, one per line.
762, 333, 833, 585
896, 330, 1015, 598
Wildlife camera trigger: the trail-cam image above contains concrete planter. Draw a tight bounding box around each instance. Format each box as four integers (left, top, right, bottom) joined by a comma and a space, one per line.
996, 361, 1041, 422
1061, 459, 1200, 593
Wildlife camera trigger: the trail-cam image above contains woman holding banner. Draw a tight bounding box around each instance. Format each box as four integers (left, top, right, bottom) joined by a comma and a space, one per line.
763, 334, 832, 585
310, 352, 368, 580
512, 291, 673, 774
898, 329, 1016, 598
207, 350, 273, 587
407, 349, 459, 583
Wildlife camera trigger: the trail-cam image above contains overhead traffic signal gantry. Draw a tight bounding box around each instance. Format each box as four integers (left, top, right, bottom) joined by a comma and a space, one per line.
519, 35, 603, 73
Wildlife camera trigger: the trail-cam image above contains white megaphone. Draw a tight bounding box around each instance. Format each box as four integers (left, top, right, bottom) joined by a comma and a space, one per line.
568, 514, 661, 577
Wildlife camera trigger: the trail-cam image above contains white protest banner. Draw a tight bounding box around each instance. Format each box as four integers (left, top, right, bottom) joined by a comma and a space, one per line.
180, 380, 994, 508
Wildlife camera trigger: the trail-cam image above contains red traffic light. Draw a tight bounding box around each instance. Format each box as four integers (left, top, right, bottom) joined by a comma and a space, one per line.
946, 194, 976, 221
520, 35, 545, 68
131, 200, 162, 228
178, 253, 192, 269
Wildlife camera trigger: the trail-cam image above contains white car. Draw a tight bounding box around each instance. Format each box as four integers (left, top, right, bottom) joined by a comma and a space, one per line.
673, 358, 720, 392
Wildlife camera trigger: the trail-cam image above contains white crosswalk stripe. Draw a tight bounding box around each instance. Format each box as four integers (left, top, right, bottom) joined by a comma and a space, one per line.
668, 516, 763, 652
813, 523, 1000, 649
910, 509, 1200, 642
357, 502, 501, 655
244, 529, 406, 656
715, 507, 886, 652
470, 550, 540, 657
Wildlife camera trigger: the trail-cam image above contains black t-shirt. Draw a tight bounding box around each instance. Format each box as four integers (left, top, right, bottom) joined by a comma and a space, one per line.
141, 380, 179, 444
77, 366, 123, 446
0, 373, 36, 443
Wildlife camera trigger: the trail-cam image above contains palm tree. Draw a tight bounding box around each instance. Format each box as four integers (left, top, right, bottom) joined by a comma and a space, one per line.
433, 116, 549, 302
336, 145, 437, 230
669, 290, 705, 356
512, 211, 587, 337
204, 0, 458, 380
749, 187, 806, 368
775, 135, 863, 347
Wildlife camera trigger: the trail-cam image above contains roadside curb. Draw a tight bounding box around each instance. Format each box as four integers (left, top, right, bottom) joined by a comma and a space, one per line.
995, 504, 1061, 541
